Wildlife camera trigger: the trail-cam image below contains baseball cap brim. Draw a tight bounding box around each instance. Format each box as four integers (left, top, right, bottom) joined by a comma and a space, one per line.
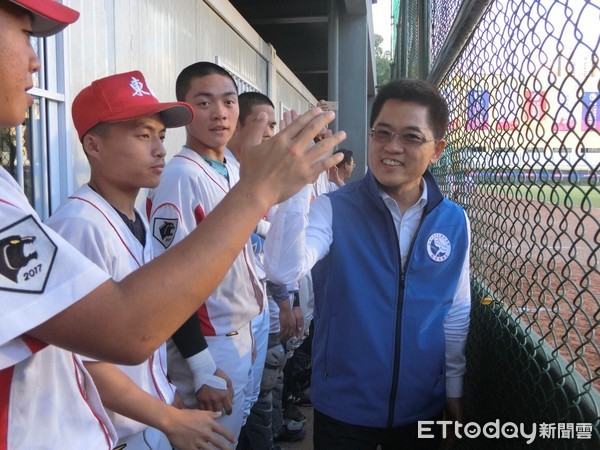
104, 102, 194, 130
75, 102, 194, 141
9, 0, 80, 37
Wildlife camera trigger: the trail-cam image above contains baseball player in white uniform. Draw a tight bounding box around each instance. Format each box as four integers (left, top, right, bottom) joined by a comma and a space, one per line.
0, 3, 346, 447
148, 62, 268, 440
149, 145, 266, 438
224, 92, 277, 427
0, 2, 113, 448
46, 185, 177, 449
0, 170, 117, 449
227, 92, 313, 449
42, 69, 238, 449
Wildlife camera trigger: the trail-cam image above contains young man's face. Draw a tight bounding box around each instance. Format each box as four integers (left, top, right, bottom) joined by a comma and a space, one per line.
183, 74, 239, 156
86, 114, 167, 192
368, 99, 445, 198
0, 3, 41, 128
240, 103, 276, 143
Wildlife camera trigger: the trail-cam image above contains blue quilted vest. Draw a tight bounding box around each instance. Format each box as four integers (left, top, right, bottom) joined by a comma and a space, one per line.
310, 169, 468, 427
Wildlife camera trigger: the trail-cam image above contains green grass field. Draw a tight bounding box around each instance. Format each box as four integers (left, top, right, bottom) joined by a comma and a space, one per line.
493, 183, 600, 209
511, 184, 600, 208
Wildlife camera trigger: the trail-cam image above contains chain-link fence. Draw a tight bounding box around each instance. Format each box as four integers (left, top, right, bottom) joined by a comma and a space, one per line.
394, 0, 599, 447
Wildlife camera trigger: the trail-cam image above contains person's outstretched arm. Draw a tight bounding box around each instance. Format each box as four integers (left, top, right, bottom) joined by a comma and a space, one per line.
84, 361, 235, 450
29, 109, 346, 365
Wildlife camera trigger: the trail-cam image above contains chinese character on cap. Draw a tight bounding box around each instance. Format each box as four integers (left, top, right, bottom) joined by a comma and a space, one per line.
72, 71, 194, 141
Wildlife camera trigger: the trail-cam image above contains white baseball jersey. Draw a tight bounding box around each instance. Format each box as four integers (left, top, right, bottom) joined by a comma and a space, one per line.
147, 146, 265, 335
0, 168, 115, 449
46, 184, 175, 442
147, 147, 265, 436
313, 170, 332, 197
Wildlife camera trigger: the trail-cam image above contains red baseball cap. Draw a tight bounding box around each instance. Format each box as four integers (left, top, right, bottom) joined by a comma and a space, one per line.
72, 71, 194, 141
8, 0, 80, 37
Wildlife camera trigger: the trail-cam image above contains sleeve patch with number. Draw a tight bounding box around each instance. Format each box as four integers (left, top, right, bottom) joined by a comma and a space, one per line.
152, 217, 178, 249
0, 216, 57, 293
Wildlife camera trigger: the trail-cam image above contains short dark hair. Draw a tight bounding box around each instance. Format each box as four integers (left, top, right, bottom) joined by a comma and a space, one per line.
238, 92, 274, 125
175, 62, 238, 101
334, 149, 353, 167
370, 78, 449, 140
85, 122, 112, 140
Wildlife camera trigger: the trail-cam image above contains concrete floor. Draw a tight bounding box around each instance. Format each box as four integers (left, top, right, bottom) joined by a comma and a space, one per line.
280, 405, 314, 450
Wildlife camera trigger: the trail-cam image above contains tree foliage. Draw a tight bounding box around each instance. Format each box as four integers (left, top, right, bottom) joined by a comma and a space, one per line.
375, 34, 392, 86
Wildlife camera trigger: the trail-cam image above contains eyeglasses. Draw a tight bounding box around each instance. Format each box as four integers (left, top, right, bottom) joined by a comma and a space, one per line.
369, 127, 437, 149
346, 162, 356, 168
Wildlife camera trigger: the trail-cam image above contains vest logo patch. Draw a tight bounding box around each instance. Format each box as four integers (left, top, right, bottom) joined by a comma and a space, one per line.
152, 217, 178, 249
426, 233, 451, 262
0, 215, 57, 293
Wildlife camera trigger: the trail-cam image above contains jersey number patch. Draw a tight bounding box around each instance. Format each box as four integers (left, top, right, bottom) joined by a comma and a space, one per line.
0, 215, 57, 293
152, 217, 178, 249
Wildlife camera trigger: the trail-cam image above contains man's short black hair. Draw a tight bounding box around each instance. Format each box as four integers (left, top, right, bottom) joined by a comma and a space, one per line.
370, 79, 449, 140
334, 148, 353, 167
238, 92, 274, 125
175, 61, 238, 101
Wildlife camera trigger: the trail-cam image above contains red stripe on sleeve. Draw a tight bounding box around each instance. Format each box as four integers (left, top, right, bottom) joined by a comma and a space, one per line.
22, 335, 48, 354
145, 197, 153, 220
0, 366, 15, 450
194, 204, 206, 225
197, 307, 216, 336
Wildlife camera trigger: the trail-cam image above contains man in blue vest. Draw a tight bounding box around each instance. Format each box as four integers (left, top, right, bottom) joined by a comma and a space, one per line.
264, 78, 471, 449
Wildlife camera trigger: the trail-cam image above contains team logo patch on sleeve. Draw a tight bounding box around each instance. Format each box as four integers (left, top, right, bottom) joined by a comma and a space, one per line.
0, 216, 57, 293
427, 233, 451, 262
153, 217, 178, 249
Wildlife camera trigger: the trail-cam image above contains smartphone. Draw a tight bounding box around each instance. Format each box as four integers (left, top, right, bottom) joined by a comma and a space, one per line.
318, 100, 338, 111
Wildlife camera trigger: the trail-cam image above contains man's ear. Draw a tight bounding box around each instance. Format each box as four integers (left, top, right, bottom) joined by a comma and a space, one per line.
430, 139, 446, 164
82, 133, 102, 161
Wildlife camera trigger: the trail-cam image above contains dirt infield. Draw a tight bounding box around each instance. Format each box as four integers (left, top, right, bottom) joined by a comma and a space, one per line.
469, 189, 599, 391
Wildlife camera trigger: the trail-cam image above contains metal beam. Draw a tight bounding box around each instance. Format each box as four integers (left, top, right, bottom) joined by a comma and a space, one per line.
344, 0, 367, 15
294, 70, 329, 75
251, 16, 328, 26
427, 0, 494, 85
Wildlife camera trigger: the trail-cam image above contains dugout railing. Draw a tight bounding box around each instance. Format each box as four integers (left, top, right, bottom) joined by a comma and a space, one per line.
391, 0, 599, 448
